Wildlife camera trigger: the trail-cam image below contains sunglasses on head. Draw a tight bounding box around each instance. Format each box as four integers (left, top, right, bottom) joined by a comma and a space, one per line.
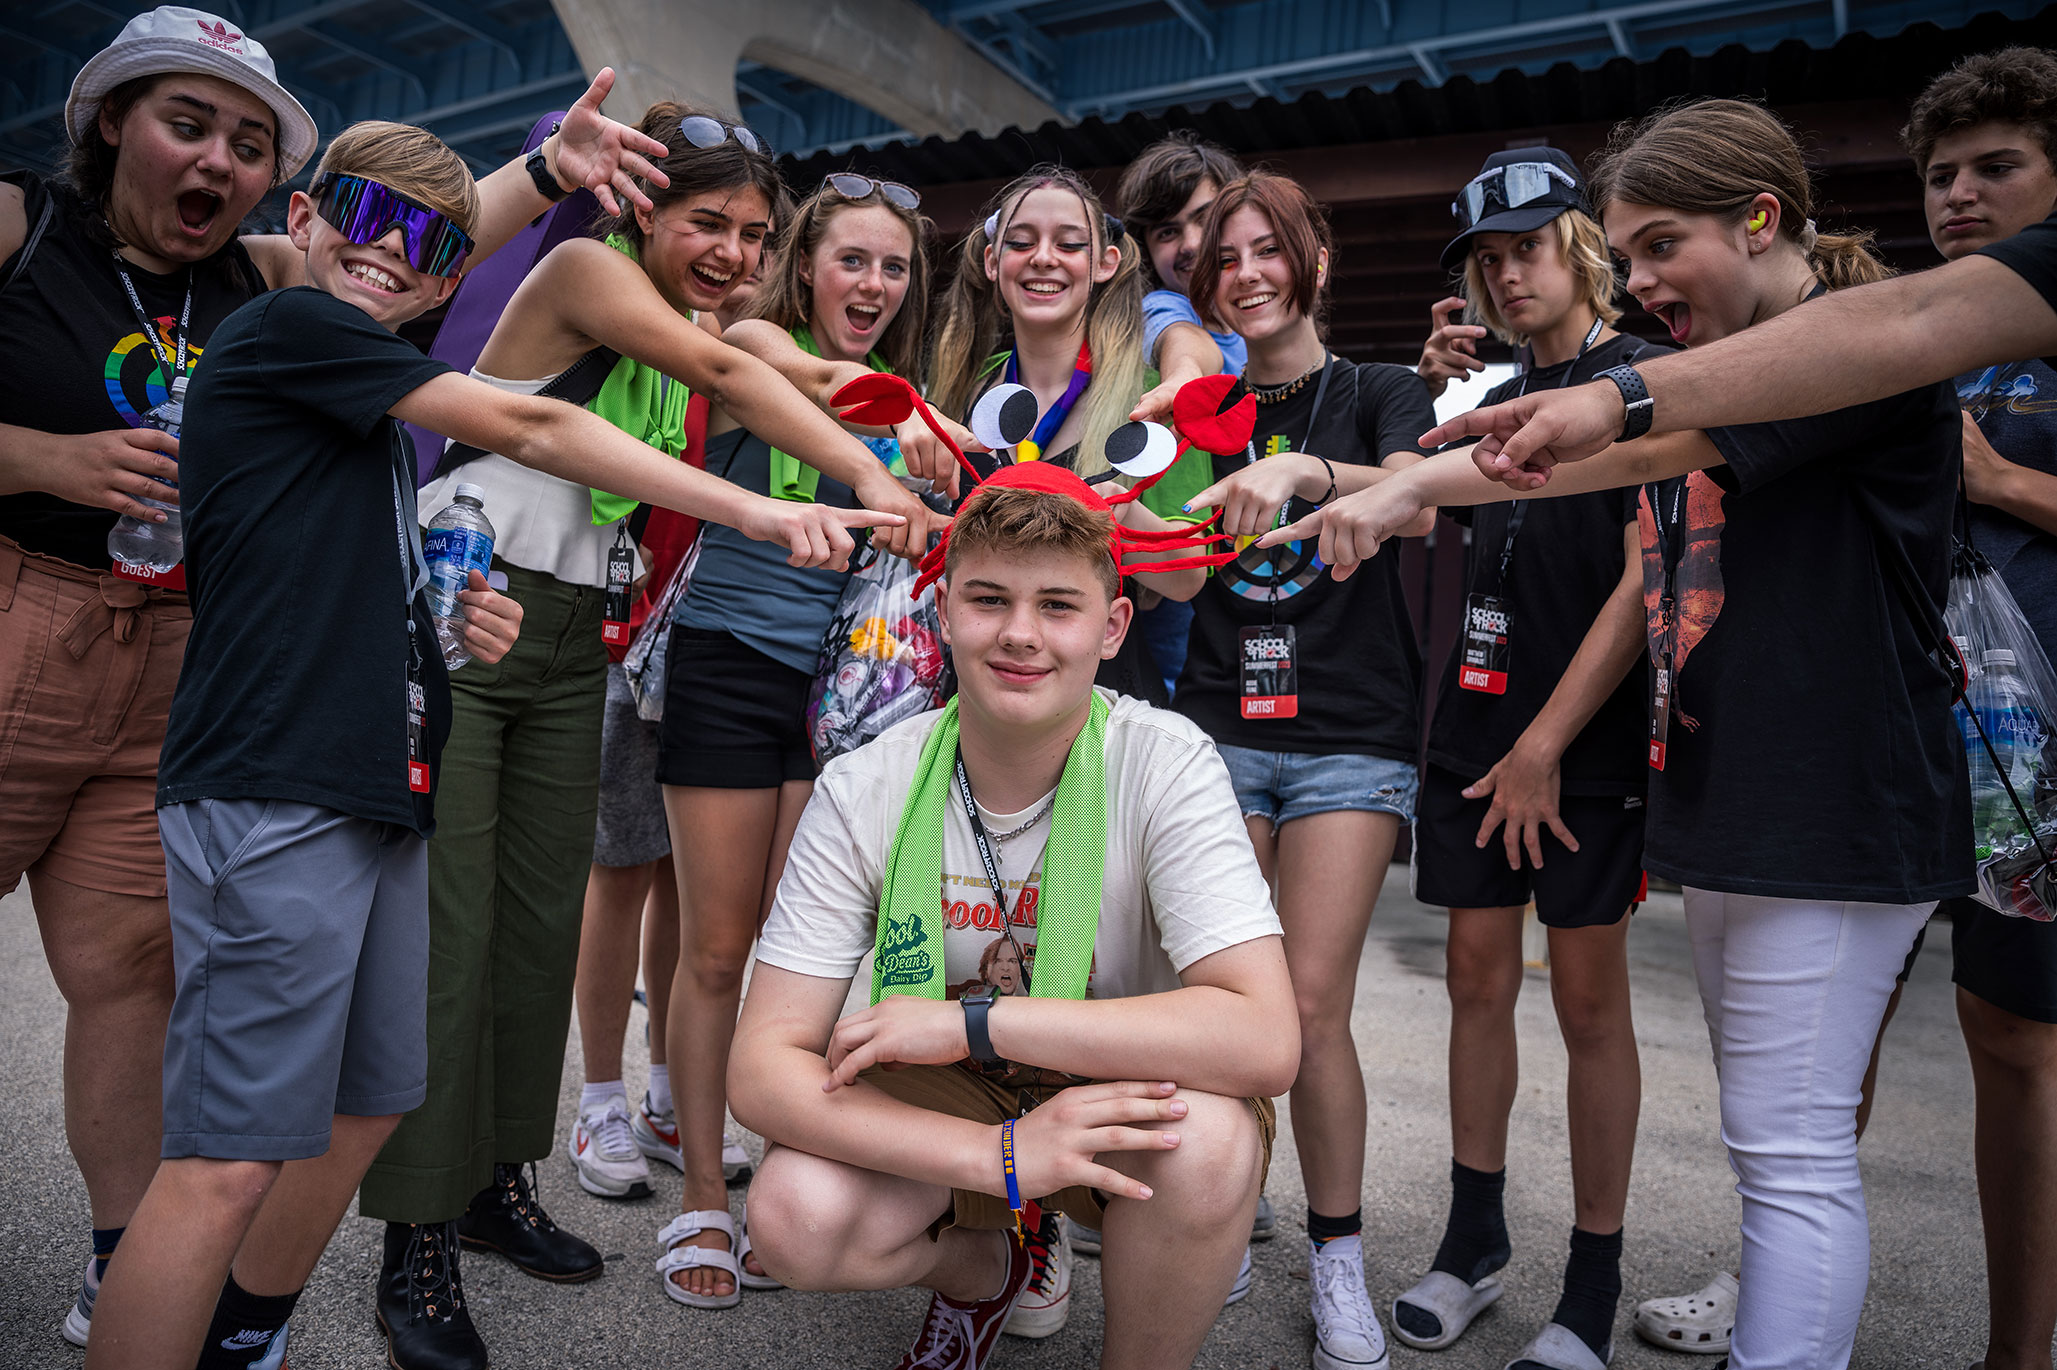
1452, 161, 1581, 231
679, 114, 768, 157
312, 173, 474, 278
824, 172, 921, 210
983, 207, 1126, 245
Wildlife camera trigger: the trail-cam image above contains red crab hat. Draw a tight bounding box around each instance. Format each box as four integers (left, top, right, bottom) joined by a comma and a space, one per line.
829, 372, 1258, 597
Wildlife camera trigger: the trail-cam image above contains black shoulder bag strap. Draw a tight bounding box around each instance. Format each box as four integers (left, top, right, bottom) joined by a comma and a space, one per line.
430, 343, 621, 482
3, 187, 56, 296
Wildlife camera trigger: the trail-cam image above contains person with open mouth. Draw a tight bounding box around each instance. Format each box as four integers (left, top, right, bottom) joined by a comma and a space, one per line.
0, 7, 672, 1364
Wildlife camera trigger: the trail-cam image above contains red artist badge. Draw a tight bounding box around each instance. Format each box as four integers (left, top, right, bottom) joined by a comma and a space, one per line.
1239, 624, 1298, 719
1459, 593, 1511, 695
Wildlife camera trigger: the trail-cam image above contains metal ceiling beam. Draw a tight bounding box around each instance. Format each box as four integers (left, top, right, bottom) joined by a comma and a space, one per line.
1071, 0, 1852, 113
1162, 0, 1215, 59
398, 0, 524, 72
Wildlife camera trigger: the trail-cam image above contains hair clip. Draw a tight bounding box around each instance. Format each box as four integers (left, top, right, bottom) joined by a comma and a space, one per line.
983, 211, 999, 240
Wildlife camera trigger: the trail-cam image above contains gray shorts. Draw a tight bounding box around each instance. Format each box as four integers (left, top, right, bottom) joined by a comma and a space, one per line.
594, 662, 670, 868
160, 798, 428, 1161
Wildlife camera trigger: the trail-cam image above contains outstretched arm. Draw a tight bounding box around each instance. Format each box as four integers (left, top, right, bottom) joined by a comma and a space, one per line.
1424, 254, 2057, 485
1261, 429, 1718, 580
393, 372, 898, 569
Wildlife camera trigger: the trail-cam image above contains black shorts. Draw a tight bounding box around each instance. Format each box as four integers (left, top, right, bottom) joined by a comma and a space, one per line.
1899, 898, 2057, 1024
655, 627, 818, 789
1411, 763, 1645, 928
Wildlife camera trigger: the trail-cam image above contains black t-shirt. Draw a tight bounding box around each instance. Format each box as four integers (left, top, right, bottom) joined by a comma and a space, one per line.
1958, 361, 2057, 650
0, 171, 264, 571
1636, 381, 1973, 902
158, 288, 454, 835
1175, 358, 1435, 757
1428, 334, 1661, 795
1979, 213, 2057, 374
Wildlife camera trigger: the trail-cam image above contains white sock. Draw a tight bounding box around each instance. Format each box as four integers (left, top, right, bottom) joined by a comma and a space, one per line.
647, 1064, 673, 1116
581, 1080, 625, 1114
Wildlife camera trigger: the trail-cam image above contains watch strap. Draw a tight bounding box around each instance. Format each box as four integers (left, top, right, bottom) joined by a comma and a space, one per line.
963, 992, 999, 1064
1600, 364, 1654, 441
526, 146, 569, 203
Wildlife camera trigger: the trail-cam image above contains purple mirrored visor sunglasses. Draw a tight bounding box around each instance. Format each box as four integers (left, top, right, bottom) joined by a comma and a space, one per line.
312, 173, 475, 278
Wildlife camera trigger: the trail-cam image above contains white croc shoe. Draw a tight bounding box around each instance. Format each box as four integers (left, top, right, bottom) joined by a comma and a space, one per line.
1633, 1271, 1736, 1355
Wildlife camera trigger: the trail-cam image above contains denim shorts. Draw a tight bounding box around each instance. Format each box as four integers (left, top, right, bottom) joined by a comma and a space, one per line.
1215, 743, 1419, 828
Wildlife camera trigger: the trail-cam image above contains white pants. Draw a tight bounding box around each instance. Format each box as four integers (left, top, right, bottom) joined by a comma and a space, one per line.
1681, 888, 1934, 1370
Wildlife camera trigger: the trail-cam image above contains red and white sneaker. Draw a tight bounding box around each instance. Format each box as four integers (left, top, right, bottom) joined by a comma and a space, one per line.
1003, 1206, 1071, 1338
631, 1094, 752, 1182
894, 1221, 1034, 1369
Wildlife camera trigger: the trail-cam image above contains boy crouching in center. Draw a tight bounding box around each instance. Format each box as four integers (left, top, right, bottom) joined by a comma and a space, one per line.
729, 472, 1298, 1370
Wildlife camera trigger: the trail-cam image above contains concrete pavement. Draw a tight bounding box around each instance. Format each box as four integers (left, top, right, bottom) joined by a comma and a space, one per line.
0, 876, 1998, 1368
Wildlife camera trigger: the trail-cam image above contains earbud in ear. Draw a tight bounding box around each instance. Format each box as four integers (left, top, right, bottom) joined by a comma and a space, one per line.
1748, 212, 1768, 233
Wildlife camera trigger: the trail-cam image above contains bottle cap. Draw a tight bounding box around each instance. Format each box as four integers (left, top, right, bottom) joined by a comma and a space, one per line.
1984, 649, 2017, 667
453, 482, 486, 505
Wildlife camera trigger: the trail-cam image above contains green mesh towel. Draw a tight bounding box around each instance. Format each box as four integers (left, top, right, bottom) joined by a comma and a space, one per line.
587, 234, 694, 525
768, 326, 893, 503
871, 692, 1108, 1004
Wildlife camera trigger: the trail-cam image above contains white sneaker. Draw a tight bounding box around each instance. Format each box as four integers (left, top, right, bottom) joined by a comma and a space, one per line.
1225, 1245, 1253, 1307
1309, 1237, 1390, 1370
568, 1092, 653, 1199
61, 1255, 96, 1346
1004, 1206, 1073, 1338
631, 1093, 752, 1181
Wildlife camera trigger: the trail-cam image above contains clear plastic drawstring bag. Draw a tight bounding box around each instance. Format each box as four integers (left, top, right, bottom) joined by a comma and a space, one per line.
807, 503, 953, 765
1945, 541, 2057, 920
623, 537, 701, 723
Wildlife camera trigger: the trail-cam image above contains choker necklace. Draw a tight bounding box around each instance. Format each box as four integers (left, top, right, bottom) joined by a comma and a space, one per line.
1248, 353, 1328, 404
987, 797, 1056, 843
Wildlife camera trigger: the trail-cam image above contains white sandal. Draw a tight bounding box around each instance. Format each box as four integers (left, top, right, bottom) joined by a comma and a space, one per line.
656, 1210, 743, 1309
1391, 1269, 1504, 1350
736, 1203, 783, 1292
1632, 1271, 1736, 1355
1506, 1322, 1611, 1370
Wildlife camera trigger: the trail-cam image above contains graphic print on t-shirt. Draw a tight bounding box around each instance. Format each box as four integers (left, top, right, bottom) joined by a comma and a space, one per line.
1962, 365, 2057, 417
1637, 473, 1727, 731
1216, 435, 1327, 602
941, 865, 1046, 999
104, 316, 203, 428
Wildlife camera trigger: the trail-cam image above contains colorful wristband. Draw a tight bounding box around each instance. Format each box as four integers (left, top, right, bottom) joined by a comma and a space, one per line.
1001, 1117, 1023, 1220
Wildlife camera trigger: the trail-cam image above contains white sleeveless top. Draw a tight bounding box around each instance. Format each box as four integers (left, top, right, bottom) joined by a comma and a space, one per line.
417, 368, 641, 588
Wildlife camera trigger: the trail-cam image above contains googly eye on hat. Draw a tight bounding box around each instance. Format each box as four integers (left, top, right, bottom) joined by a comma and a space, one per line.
1103, 421, 1179, 479
66, 6, 319, 181
970, 383, 1040, 451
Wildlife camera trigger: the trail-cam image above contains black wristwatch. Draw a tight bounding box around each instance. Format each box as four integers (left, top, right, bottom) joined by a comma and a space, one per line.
525, 125, 568, 202
1599, 364, 1654, 441
962, 988, 1000, 1065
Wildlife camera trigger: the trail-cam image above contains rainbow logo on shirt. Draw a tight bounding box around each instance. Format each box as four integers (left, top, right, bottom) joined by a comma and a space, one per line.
103, 315, 201, 428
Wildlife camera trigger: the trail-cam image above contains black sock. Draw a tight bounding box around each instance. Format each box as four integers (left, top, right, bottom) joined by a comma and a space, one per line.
194, 1274, 301, 1370
90, 1226, 124, 1282
1550, 1225, 1624, 1357
1306, 1206, 1362, 1246
1429, 1159, 1510, 1284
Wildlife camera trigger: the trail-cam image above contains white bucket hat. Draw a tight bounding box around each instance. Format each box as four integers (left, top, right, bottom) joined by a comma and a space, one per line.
65, 6, 319, 181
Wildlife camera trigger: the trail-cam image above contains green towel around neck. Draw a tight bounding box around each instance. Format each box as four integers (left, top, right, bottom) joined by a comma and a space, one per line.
871, 692, 1109, 1005
769, 325, 893, 503
587, 234, 694, 525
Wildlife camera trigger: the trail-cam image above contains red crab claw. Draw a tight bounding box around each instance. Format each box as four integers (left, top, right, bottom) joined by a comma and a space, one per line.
831, 372, 918, 427
1172, 372, 1257, 456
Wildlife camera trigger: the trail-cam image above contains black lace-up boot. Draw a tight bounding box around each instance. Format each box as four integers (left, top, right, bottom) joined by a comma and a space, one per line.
456, 1162, 603, 1282
375, 1220, 488, 1370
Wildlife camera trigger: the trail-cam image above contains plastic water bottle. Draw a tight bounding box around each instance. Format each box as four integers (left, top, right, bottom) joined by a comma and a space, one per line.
106, 374, 187, 572
1972, 650, 2045, 855
423, 484, 495, 670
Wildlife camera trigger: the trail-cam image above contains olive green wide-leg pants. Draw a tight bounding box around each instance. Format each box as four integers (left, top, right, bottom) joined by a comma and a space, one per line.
361, 565, 607, 1222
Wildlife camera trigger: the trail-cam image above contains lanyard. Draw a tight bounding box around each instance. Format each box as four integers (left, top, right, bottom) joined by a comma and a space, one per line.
1483, 318, 1606, 593
112, 253, 194, 385
1004, 344, 1093, 462
1236, 357, 1335, 624
951, 753, 1042, 996
1648, 475, 1689, 630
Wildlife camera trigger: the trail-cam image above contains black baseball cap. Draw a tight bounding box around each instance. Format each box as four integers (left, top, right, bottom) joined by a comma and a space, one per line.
1439, 147, 1589, 272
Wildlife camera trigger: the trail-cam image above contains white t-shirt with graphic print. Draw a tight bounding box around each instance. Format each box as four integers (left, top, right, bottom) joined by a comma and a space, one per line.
758, 689, 1280, 1002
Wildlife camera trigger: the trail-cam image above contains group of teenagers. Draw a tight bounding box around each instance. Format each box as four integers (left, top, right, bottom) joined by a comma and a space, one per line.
7, 7, 2057, 1370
